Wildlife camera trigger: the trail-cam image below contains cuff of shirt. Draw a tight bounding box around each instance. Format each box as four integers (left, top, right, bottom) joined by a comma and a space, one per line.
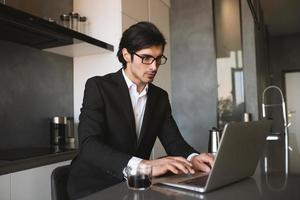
122, 156, 143, 177
187, 153, 199, 161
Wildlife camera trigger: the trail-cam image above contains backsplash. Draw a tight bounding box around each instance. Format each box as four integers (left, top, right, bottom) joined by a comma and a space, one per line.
0, 40, 73, 149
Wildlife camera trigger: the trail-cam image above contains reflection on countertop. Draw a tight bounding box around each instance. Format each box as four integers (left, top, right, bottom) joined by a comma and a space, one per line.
80, 173, 300, 200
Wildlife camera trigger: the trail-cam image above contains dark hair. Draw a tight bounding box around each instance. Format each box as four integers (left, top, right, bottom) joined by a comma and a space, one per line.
117, 21, 166, 68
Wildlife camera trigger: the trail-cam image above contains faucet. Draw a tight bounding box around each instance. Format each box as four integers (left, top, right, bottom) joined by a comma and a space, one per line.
262, 85, 290, 176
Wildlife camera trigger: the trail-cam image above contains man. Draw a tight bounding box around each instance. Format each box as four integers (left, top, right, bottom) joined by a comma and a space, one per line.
67, 21, 214, 199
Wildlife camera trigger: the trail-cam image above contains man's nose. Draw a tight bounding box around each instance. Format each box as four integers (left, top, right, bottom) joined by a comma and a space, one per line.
149, 60, 158, 71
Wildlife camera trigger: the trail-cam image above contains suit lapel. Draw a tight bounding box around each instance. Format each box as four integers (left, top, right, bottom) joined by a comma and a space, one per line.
137, 84, 157, 146
114, 70, 138, 144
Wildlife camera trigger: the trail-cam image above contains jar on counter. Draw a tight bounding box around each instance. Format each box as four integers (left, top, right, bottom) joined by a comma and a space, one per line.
71, 12, 80, 31
60, 14, 70, 28
78, 16, 88, 34
50, 116, 67, 147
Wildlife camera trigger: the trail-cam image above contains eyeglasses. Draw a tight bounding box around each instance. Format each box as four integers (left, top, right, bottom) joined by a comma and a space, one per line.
133, 52, 167, 65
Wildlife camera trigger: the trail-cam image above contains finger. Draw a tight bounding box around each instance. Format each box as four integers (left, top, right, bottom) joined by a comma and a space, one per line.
167, 158, 195, 174
205, 153, 215, 161
157, 163, 184, 175
196, 154, 214, 167
152, 164, 173, 176
167, 156, 193, 167
169, 161, 195, 174
204, 154, 215, 167
194, 161, 211, 172
165, 163, 180, 174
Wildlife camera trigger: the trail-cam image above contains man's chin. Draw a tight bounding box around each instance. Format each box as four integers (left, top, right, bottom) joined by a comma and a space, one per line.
143, 77, 155, 83
146, 78, 154, 83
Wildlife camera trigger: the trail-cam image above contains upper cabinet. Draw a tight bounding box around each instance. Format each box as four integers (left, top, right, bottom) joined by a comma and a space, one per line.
0, 3, 114, 57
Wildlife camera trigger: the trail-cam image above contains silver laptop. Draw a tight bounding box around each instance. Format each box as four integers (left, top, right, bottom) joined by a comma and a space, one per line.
155, 120, 271, 193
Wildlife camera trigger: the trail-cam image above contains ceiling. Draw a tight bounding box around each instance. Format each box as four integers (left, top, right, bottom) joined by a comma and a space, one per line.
259, 0, 300, 36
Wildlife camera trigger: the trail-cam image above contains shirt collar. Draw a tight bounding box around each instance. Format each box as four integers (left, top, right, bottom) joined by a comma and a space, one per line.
122, 69, 149, 93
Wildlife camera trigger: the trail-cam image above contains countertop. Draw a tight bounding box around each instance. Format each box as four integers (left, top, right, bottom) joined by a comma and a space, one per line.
80, 173, 300, 200
0, 147, 77, 175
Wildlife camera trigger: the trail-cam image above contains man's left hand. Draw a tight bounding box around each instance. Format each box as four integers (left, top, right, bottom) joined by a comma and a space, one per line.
191, 153, 214, 173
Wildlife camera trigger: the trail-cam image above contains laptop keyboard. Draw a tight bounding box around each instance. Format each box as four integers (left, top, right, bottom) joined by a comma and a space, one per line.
179, 175, 209, 187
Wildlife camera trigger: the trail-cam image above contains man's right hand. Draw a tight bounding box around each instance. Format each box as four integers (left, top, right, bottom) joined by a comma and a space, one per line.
140, 156, 195, 177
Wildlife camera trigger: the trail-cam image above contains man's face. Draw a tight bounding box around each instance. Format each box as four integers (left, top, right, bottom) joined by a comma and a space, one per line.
123, 45, 164, 87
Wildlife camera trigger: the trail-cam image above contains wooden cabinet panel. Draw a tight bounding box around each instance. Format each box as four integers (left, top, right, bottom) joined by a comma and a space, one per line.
122, 13, 137, 31
149, 0, 170, 38
122, 0, 148, 21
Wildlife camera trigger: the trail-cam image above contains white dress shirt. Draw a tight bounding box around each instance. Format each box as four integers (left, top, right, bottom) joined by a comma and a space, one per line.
122, 70, 198, 175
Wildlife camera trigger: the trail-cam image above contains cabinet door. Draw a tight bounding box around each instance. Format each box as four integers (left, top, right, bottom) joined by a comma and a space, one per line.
11, 161, 70, 200
0, 174, 10, 200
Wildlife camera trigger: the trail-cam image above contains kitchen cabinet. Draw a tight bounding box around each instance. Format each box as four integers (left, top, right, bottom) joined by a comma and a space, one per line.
0, 4, 114, 57
0, 174, 10, 200
0, 160, 70, 200
11, 161, 70, 200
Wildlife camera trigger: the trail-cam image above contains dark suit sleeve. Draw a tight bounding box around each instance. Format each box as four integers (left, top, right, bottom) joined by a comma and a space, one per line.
158, 92, 198, 158
78, 78, 131, 180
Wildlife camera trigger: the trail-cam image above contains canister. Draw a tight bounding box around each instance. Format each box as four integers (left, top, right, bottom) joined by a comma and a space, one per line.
50, 116, 67, 147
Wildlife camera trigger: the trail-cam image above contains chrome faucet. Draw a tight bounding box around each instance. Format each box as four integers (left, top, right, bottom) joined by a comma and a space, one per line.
262, 85, 290, 175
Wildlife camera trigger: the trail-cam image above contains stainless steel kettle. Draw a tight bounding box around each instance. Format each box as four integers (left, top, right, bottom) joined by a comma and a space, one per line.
208, 127, 221, 155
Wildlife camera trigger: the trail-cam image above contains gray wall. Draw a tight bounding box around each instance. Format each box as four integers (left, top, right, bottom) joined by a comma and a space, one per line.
241, 0, 259, 120
170, 0, 217, 152
241, 4, 300, 173
241, 0, 270, 121
0, 40, 73, 149
269, 34, 300, 86
268, 34, 300, 133
254, 24, 270, 120
252, 34, 300, 173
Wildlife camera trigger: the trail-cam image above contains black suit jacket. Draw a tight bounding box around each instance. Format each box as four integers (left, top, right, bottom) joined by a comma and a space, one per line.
67, 69, 197, 199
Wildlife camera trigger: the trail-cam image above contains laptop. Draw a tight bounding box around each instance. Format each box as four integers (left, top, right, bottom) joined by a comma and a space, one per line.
155, 120, 271, 193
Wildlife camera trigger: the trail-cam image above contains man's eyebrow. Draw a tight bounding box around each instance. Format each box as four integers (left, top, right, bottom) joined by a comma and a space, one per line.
139, 53, 154, 56
139, 53, 163, 57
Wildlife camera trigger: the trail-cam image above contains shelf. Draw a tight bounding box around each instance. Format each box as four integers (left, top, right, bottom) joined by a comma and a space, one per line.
0, 4, 114, 57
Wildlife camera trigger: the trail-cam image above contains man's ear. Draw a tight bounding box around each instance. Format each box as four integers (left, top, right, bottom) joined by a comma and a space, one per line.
122, 48, 131, 63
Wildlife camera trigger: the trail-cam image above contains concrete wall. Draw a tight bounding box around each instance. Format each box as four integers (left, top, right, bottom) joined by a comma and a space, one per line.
269, 34, 300, 86
170, 0, 217, 152
241, 0, 270, 121
268, 34, 300, 132
257, 34, 300, 173
241, 0, 259, 120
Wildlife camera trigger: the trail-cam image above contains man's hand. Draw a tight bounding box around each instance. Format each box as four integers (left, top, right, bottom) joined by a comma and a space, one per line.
191, 153, 214, 173
141, 156, 195, 177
